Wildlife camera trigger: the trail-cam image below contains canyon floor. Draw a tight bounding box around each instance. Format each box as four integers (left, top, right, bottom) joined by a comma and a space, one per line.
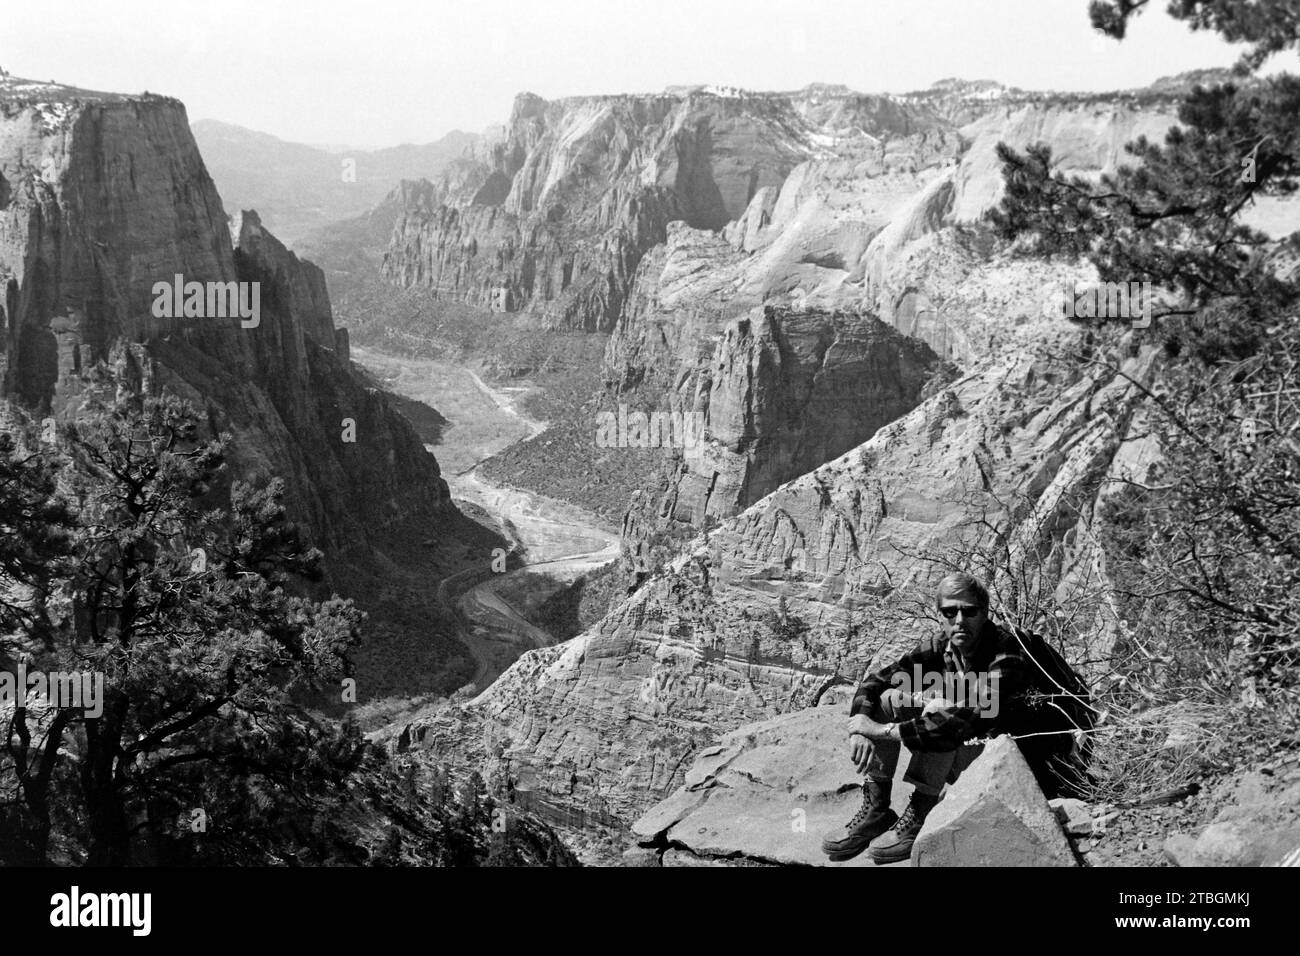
352, 345, 621, 693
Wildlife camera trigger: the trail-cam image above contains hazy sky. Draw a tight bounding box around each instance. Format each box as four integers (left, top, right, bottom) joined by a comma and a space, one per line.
6, 0, 1298, 149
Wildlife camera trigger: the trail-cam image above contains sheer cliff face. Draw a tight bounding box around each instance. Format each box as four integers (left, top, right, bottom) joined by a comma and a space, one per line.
686, 307, 940, 510
380, 90, 947, 332
606, 210, 947, 557
1, 88, 234, 405
0, 78, 451, 557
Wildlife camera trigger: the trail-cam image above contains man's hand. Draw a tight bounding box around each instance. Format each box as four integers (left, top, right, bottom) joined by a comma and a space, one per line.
848, 715, 894, 771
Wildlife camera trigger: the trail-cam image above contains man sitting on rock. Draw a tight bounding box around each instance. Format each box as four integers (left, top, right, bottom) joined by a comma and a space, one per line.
821, 572, 1080, 864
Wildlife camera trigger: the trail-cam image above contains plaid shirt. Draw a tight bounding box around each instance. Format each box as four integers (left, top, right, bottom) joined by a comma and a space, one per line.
849, 621, 1031, 752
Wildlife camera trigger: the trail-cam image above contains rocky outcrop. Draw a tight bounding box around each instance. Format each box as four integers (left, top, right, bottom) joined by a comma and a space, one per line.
606, 96, 1179, 375
0, 75, 452, 562
615, 302, 944, 577
628, 693, 897, 866
604, 222, 750, 394
1, 83, 232, 406
686, 306, 940, 511
605, 167, 955, 573
232, 209, 334, 347
596, 90, 1190, 581
599, 78, 1300, 586
625, 717, 1078, 867
610, 80, 1294, 373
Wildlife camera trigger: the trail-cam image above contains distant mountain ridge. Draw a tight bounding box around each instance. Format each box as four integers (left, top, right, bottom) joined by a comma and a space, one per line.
375, 73, 1221, 332
191, 119, 479, 246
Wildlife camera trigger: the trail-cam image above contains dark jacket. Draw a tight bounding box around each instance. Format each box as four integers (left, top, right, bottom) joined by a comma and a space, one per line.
849, 619, 1093, 797
850, 620, 1032, 752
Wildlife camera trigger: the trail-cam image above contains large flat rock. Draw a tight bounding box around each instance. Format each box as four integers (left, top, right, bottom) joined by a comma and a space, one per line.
633, 703, 921, 867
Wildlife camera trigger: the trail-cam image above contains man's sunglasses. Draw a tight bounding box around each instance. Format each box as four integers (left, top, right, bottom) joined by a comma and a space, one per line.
939, 605, 983, 620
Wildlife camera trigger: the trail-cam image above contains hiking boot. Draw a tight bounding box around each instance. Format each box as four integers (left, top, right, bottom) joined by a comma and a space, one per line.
867, 792, 940, 864
821, 779, 897, 862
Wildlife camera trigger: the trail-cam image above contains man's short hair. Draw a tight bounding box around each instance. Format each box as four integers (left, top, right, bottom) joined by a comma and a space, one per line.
935, 572, 989, 611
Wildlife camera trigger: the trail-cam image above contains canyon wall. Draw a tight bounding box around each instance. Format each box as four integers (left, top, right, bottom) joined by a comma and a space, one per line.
0, 77, 452, 562
380, 89, 950, 332
616, 301, 945, 580
597, 88, 1178, 579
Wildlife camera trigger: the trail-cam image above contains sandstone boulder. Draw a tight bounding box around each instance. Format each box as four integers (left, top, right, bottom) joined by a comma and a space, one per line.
912, 735, 1077, 866
1165, 821, 1300, 867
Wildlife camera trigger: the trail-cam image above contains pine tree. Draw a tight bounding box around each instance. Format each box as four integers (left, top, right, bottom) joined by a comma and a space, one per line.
8, 393, 366, 864
990, 77, 1299, 312
1089, 1, 1300, 72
